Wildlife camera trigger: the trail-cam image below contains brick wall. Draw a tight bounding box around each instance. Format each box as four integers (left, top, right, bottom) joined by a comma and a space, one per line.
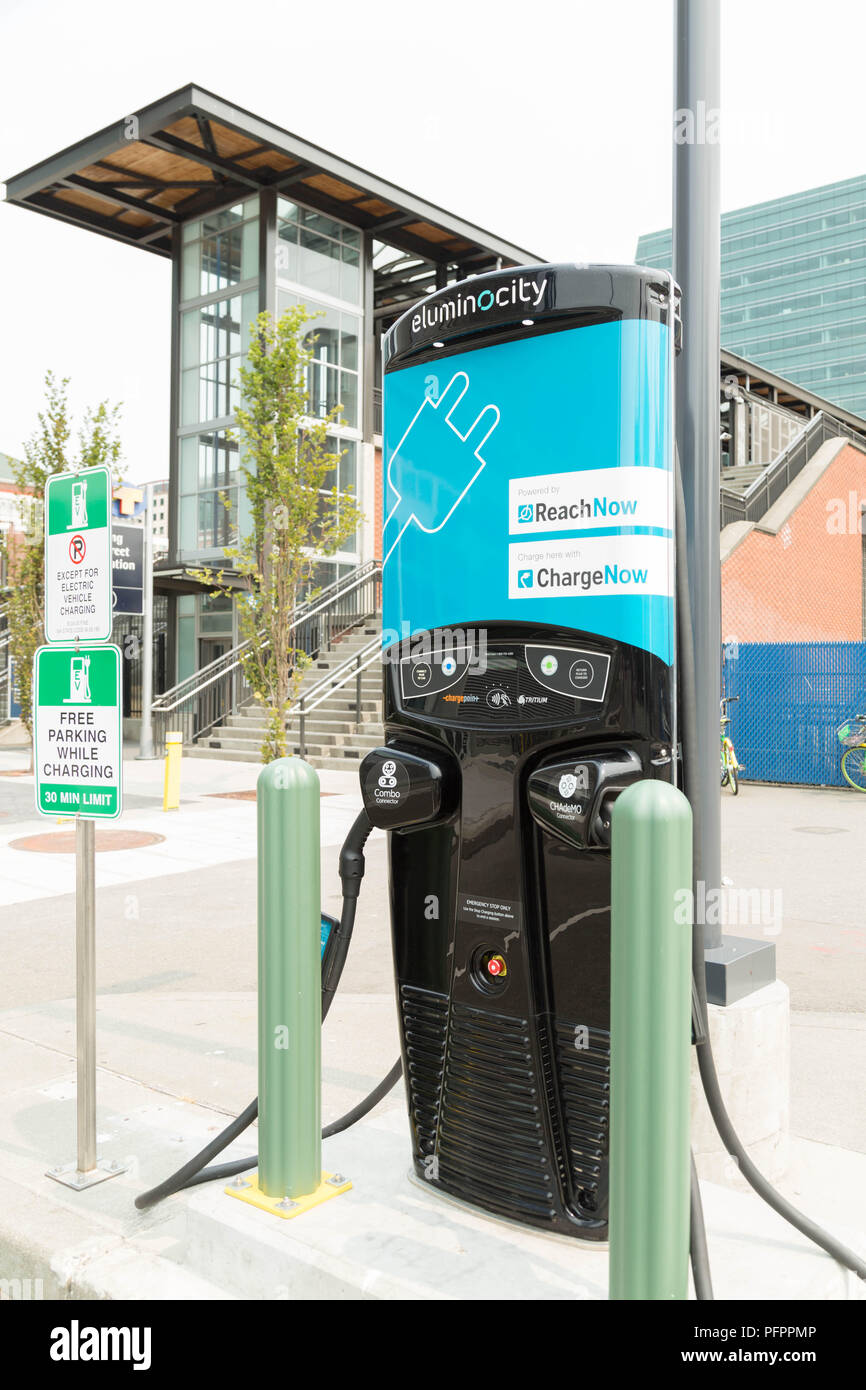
722, 442, 866, 644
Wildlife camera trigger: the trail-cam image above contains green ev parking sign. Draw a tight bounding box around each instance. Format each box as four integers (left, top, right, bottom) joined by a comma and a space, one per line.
44, 464, 112, 643
33, 644, 123, 819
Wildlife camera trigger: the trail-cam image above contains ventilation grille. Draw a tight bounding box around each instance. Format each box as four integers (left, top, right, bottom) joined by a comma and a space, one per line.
400, 985, 448, 1158
553, 1021, 610, 1217
436, 1002, 557, 1223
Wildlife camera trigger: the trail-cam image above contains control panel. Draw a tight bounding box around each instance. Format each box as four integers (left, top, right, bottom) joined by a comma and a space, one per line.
395, 639, 612, 727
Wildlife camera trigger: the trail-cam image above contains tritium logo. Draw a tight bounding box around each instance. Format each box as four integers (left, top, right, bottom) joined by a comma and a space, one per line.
411, 275, 549, 336
50, 1320, 151, 1371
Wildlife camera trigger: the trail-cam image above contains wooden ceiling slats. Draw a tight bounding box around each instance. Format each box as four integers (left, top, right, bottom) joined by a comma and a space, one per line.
301, 172, 365, 202
91, 139, 217, 185
12, 100, 530, 269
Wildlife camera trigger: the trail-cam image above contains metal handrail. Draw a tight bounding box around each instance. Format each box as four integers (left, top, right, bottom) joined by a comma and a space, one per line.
152, 559, 381, 713
291, 636, 383, 759
152, 561, 382, 753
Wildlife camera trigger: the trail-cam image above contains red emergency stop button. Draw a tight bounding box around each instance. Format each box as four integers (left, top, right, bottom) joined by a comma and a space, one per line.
487, 954, 507, 978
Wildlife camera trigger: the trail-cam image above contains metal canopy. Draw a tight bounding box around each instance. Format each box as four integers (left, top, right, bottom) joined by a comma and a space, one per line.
5, 84, 541, 310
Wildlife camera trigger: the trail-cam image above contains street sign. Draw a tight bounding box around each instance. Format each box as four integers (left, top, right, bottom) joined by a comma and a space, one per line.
44, 464, 112, 643
112, 521, 144, 615
33, 644, 122, 819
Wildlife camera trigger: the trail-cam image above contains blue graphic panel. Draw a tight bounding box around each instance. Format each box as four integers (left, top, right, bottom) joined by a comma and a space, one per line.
382, 318, 673, 663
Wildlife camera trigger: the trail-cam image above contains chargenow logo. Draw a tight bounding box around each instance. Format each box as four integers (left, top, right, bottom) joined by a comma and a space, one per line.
50, 1320, 151, 1371
411, 276, 549, 335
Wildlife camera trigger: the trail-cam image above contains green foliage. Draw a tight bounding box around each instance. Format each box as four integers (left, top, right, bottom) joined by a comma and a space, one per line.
192, 304, 363, 763
0, 373, 122, 752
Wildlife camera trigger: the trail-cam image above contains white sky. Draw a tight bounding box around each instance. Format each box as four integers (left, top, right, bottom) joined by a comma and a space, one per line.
1, 0, 865, 480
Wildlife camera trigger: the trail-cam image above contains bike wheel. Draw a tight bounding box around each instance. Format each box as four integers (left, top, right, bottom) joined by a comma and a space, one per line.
727, 763, 739, 795
842, 747, 866, 791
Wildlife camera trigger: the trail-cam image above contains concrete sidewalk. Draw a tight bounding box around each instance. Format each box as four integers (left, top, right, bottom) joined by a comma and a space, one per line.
0, 1042, 862, 1301
1, 750, 864, 1298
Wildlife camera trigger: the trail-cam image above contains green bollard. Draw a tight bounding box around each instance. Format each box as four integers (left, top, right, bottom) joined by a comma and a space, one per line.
608, 779, 693, 1301
257, 756, 321, 1199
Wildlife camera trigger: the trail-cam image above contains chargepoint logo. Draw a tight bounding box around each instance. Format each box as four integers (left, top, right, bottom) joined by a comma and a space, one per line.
411, 276, 549, 336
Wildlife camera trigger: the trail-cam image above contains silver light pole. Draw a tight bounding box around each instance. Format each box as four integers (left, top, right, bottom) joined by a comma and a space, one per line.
673, 0, 775, 1004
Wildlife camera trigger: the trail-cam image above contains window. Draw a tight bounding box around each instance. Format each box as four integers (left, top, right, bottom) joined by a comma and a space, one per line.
276, 198, 361, 305
316, 437, 359, 555
180, 291, 258, 426
278, 289, 361, 429
199, 592, 233, 635
179, 431, 239, 553
182, 200, 259, 300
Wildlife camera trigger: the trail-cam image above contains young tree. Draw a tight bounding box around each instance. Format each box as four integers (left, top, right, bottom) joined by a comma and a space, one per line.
195, 304, 362, 762
1, 373, 122, 756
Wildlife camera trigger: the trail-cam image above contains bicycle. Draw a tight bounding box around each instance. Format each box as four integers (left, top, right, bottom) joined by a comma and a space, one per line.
837, 715, 866, 791
720, 695, 741, 795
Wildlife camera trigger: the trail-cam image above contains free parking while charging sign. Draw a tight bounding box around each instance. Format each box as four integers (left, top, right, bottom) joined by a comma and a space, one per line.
44, 464, 112, 643
33, 644, 123, 818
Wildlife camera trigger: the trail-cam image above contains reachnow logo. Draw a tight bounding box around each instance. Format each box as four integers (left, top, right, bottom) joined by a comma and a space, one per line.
518, 496, 639, 524
411, 275, 549, 335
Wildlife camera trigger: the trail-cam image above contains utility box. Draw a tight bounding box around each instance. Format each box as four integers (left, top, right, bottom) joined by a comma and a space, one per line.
362, 264, 679, 1238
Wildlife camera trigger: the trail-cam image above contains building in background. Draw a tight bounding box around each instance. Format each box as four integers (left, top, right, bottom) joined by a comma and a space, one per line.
0, 451, 34, 589
716, 351, 866, 644
637, 174, 866, 417
5, 85, 538, 688
151, 480, 169, 541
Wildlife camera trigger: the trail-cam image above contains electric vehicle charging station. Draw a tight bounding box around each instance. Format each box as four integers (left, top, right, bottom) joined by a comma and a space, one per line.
361, 264, 680, 1238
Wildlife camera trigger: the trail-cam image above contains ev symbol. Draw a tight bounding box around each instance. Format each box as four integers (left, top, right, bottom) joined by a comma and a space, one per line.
517, 569, 533, 589
378, 757, 398, 790
383, 372, 500, 566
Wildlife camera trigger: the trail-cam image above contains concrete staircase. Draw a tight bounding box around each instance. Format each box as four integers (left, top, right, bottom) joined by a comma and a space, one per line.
187, 615, 383, 770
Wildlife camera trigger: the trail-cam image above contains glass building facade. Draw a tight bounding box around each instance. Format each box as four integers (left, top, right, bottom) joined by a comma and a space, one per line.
4, 86, 538, 688
174, 191, 367, 676
636, 174, 866, 417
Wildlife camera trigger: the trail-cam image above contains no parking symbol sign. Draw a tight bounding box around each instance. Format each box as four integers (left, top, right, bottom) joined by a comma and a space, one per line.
44, 464, 112, 643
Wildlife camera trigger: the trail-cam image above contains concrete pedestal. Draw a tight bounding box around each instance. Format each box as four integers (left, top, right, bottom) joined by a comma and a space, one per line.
691, 978, 790, 1186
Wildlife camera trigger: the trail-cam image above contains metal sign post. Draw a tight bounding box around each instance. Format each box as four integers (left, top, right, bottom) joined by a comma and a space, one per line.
138, 483, 155, 760
41, 467, 126, 1190
75, 817, 97, 1176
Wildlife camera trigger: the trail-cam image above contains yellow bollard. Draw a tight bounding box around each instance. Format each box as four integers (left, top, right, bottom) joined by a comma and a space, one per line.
163, 731, 183, 811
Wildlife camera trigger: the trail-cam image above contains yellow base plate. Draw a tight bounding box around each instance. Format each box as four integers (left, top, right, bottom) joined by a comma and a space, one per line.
224, 1170, 352, 1219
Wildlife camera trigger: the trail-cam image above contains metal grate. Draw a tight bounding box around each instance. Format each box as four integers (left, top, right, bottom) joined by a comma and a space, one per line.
437, 1003, 557, 1223
553, 1021, 610, 1218
400, 985, 448, 1159
724, 641, 866, 786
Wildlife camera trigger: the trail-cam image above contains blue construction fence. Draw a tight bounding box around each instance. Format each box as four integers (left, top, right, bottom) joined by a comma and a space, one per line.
723, 641, 866, 787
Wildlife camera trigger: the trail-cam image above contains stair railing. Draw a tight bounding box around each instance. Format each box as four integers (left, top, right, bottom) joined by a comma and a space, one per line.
291, 636, 383, 760
151, 561, 381, 753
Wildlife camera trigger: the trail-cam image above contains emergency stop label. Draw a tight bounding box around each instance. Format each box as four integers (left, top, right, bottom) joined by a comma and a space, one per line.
44, 465, 112, 643
382, 318, 674, 665
33, 644, 122, 819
